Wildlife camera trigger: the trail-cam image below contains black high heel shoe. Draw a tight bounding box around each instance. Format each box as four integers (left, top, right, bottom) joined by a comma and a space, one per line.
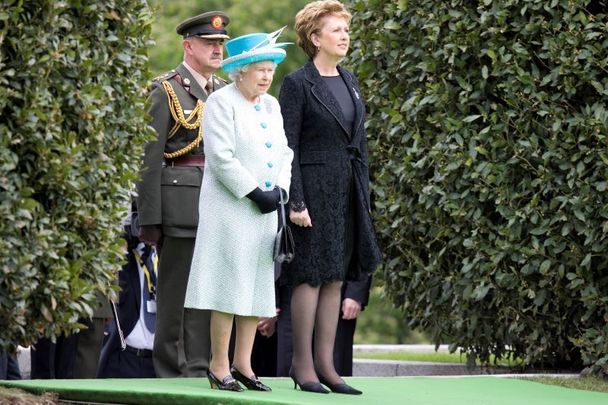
317, 373, 362, 395
207, 370, 244, 392
288, 367, 329, 394
230, 365, 271, 391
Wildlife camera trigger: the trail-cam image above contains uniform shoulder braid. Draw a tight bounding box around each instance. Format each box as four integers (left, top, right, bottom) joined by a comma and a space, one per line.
153, 70, 179, 84
161, 79, 205, 159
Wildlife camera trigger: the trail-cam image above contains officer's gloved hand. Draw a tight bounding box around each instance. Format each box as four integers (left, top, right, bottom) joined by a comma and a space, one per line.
246, 187, 282, 214
139, 224, 162, 246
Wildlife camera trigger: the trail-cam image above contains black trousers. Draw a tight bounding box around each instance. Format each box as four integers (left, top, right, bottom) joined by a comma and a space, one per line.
100, 348, 156, 378
31, 317, 107, 380
276, 285, 293, 377
0, 351, 21, 380
251, 331, 278, 377
334, 317, 357, 376
31, 334, 78, 379
74, 318, 107, 378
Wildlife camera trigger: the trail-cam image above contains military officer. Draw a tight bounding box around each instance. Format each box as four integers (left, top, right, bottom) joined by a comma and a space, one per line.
136, 11, 230, 378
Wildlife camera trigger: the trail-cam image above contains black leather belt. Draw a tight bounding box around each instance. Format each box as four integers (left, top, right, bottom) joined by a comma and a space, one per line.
123, 345, 153, 357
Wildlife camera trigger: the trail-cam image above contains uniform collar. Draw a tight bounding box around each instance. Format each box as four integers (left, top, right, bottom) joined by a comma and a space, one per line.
176, 63, 206, 100
182, 61, 211, 92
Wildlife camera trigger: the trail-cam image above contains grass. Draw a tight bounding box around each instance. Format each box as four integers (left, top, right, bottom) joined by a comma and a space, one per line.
522, 376, 608, 394
354, 350, 523, 367
355, 351, 467, 363
355, 350, 608, 394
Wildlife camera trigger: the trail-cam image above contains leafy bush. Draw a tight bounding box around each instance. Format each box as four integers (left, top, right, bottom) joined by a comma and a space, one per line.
349, 0, 608, 374
0, 0, 154, 350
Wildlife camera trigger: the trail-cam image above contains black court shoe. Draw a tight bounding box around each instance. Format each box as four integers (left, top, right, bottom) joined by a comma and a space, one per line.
289, 367, 329, 394
317, 373, 362, 395
207, 370, 244, 392
230, 365, 271, 391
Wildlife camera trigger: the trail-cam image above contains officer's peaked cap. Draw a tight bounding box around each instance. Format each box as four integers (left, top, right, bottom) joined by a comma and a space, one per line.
176, 11, 230, 40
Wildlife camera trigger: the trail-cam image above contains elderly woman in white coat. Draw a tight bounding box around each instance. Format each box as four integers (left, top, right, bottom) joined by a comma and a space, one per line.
184, 29, 293, 392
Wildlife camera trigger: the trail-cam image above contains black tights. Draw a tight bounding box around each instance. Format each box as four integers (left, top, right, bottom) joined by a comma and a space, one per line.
290, 280, 343, 385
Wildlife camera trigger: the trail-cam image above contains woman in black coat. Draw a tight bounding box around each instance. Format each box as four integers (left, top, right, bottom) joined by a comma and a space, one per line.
278, 0, 381, 395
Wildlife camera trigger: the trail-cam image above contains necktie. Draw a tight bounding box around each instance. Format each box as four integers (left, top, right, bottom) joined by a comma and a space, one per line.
205, 80, 213, 95
135, 243, 157, 333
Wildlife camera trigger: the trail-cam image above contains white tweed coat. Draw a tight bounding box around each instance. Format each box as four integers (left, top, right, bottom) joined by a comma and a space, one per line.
184, 83, 293, 317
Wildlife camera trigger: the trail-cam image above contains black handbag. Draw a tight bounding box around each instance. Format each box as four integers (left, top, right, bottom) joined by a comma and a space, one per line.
273, 194, 295, 263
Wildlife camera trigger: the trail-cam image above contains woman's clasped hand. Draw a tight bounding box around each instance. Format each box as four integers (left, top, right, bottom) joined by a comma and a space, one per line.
246, 187, 283, 214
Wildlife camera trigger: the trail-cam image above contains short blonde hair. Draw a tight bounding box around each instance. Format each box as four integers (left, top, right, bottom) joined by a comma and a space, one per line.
294, 0, 352, 58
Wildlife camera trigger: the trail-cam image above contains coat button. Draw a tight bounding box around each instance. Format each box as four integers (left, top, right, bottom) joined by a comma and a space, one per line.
265, 142, 272, 148
265, 181, 272, 188
260, 122, 268, 129
254, 104, 262, 111
172, 179, 178, 184
267, 161, 273, 168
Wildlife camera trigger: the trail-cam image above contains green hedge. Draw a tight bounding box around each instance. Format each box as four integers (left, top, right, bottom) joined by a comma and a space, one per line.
349, 0, 608, 374
0, 1, 154, 349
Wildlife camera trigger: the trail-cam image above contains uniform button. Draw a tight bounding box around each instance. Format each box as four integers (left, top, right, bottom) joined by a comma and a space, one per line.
254, 104, 262, 111
267, 161, 273, 168
265, 142, 272, 148
261, 122, 268, 129
265, 181, 272, 188
172, 179, 178, 184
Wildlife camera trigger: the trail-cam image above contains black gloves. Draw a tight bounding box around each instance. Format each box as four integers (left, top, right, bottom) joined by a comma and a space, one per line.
246, 186, 282, 214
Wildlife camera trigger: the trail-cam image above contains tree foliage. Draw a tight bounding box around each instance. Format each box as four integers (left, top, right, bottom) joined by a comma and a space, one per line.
148, 0, 310, 94
350, 0, 608, 374
0, 0, 154, 350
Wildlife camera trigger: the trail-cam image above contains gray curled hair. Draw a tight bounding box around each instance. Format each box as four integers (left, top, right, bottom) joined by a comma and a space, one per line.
228, 61, 278, 82
228, 65, 250, 82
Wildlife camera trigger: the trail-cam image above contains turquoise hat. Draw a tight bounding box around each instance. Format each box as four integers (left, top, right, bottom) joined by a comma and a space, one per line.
222, 27, 290, 72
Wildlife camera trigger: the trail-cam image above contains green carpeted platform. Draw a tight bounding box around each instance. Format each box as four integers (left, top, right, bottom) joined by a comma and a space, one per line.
2, 376, 608, 405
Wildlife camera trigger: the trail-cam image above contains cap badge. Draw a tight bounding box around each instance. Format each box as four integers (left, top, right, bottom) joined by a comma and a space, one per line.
211, 16, 223, 29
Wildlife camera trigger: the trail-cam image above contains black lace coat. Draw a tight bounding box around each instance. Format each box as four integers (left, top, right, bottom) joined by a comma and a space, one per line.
278, 61, 381, 287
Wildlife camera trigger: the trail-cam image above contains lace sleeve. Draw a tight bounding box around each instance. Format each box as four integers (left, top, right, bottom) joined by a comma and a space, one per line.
289, 200, 307, 212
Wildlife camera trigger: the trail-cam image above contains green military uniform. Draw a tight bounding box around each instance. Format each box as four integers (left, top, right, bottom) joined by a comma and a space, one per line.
137, 11, 229, 378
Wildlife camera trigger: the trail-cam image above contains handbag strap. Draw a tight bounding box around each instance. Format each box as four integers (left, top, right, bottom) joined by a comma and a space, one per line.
278, 189, 287, 226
